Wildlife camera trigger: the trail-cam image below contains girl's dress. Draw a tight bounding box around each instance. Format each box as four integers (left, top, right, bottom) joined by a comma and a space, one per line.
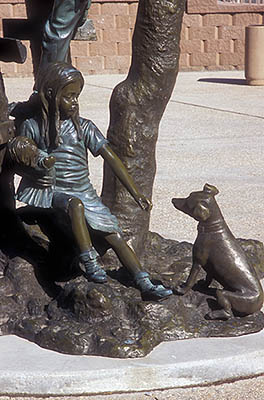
17, 117, 120, 234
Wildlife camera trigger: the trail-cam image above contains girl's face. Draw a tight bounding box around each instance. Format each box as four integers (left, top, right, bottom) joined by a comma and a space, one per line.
59, 80, 82, 120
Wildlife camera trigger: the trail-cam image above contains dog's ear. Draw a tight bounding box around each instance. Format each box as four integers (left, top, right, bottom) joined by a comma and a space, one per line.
193, 201, 210, 221
203, 183, 219, 196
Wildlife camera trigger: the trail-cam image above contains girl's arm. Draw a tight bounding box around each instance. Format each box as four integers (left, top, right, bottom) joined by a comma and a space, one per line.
99, 144, 152, 211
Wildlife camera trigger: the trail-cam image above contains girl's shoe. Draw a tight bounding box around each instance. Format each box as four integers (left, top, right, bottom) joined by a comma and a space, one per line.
134, 271, 172, 300
80, 248, 107, 283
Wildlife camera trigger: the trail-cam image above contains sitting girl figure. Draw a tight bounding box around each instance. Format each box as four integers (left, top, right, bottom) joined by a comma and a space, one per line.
16, 62, 172, 300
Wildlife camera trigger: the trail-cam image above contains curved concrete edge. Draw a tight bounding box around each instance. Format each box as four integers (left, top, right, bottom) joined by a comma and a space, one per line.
1, 330, 264, 396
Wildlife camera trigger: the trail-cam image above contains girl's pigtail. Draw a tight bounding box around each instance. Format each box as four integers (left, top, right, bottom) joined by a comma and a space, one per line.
39, 91, 50, 149
53, 93, 61, 148
72, 113, 83, 141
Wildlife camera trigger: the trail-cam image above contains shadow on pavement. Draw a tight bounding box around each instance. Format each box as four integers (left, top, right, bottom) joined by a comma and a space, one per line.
198, 78, 247, 86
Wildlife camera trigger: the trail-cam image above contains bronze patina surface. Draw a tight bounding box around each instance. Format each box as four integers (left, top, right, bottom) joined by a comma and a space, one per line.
173, 184, 264, 320
1, 230, 264, 357
1, 1, 264, 358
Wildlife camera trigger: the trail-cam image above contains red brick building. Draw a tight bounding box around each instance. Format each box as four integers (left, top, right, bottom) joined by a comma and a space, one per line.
1, 0, 264, 76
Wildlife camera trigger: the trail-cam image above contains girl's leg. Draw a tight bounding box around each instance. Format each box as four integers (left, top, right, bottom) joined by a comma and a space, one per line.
68, 197, 92, 252
39, 0, 90, 72
68, 197, 107, 283
103, 232, 141, 276
105, 232, 172, 300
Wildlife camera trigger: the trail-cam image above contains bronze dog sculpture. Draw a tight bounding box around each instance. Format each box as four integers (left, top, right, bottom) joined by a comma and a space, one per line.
172, 184, 263, 320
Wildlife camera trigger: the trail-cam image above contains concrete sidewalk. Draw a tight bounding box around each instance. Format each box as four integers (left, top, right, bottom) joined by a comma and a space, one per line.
1, 70, 264, 398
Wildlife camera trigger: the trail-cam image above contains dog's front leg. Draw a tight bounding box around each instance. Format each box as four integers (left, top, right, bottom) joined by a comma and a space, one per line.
199, 270, 213, 289
175, 262, 201, 295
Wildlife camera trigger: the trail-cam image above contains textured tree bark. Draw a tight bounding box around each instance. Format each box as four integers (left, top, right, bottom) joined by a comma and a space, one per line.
102, 0, 186, 254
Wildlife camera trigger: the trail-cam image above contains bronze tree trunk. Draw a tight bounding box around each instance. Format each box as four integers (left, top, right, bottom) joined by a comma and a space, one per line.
102, 0, 186, 254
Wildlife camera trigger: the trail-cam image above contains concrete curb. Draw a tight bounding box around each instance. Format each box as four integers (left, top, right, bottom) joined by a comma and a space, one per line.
1, 331, 264, 396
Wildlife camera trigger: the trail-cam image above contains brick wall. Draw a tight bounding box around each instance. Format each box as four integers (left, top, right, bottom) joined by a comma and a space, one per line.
1, 0, 264, 76
0, 0, 136, 76
76, 0, 136, 75
182, 0, 264, 71
0, 0, 28, 76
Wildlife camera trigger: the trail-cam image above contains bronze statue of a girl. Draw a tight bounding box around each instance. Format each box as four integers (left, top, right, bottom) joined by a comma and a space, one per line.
14, 62, 172, 300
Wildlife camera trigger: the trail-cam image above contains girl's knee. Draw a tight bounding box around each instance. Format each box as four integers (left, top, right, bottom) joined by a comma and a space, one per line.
113, 232, 123, 242
106, 232, 124, 246
68, 197, 84, 213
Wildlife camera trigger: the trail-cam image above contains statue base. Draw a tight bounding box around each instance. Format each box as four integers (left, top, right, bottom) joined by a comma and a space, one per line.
1, 214, 264, 358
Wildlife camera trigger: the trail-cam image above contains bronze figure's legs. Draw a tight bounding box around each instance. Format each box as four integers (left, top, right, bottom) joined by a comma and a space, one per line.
67, 197, 172, 299
68, 197, 107, 283
38, 0, 90, 75
104, 232, 172, 300
207, 289, 233, 320
68, 197, 92, 252
104, 232, 141, 276
207, 288, 263, 320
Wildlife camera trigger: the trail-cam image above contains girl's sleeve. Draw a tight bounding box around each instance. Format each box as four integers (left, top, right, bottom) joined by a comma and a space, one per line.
19, 119, 36, 141
19, 119, 49, 160
83, 119, 109, 157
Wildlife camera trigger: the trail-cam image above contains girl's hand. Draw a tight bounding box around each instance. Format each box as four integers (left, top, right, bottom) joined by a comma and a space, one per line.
42, 156, 56, 169
136, 195, 153, 212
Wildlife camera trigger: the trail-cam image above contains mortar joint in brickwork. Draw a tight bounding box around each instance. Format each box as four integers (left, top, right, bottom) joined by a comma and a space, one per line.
216, 52, 220, 67
187, 53, 191, 67
186, 26, 190, 40
187, 53, 191, 68
231, 39, 235, 53
216, 25, 220, 40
